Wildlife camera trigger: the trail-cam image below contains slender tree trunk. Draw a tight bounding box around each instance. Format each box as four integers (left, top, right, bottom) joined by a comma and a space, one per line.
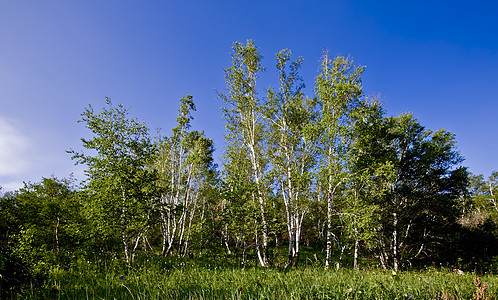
353, 238, 359, 271
224, 239, 232, 255
183, 201, 197, 257
160, 210, 168, 256
223, 224, 232, 255
258, 196, 270, 265
293, 220, 301, 267
336, 245, 346, 270
177, 168, 193, 256
144, 235, 153, 252
393, 211, 399, 271
55, 216, 60, 252
287, 224, 295, 268
325, 194, 334, 268
122, 229, 130, 265
177, 209, 187, 256
378, 237, 389, 270
263, 244, 270, 266
120, 185, 130, 265
325, 146, 334, 268
255, 221, 265, 267
490, 182, 498, 211
249, 143, 270, 266
164, 207, 177, 256
131, 232, 142, 262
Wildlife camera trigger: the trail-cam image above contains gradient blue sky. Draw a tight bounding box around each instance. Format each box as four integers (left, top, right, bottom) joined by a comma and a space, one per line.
1, 0, 497, 191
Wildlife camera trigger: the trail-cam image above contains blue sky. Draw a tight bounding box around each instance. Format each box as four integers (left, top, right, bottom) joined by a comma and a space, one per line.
1, 0, 497, 191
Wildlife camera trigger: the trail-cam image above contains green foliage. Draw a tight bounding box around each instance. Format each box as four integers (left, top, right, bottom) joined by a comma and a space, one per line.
3, 41, 495, 281
0, 177, 84, 297
154, 95, 218, 257
381, 114, 468, 268
69, 97, 161, 264
220, 40, 273, 266
456, 172, 498, 272
312, 54, 367, 269
2, 177, 84, 263
265, 49, 316, 267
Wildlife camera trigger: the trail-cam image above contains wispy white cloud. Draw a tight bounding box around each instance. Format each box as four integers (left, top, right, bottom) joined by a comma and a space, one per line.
0, 116, 31, 181
0, 116, 85, 192
1, 180, 26, 194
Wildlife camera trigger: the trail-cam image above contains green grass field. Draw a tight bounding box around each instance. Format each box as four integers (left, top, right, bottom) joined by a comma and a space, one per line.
11, 256, 496, 300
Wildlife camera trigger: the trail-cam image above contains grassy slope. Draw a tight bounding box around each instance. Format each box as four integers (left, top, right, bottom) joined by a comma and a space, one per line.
20, 258, 497, 299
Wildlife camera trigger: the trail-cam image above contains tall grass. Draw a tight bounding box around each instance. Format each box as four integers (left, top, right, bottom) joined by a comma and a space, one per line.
13, 257, 498, 299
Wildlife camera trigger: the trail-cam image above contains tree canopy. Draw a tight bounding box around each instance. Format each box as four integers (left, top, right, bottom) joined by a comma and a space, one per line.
2, 41, 496, 297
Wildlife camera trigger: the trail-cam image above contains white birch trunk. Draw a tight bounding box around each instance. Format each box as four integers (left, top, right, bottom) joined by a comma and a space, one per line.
393, 211, 399, 271
353, 238, 359, 271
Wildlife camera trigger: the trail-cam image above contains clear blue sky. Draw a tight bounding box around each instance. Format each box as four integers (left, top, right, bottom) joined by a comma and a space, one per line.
1, 0, 497, 191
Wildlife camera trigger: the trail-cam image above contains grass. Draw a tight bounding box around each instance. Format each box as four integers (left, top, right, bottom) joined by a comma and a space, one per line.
8, 257, 498, 299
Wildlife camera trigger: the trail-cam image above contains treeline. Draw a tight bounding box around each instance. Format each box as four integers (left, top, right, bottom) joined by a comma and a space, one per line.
1, 40, 498, 292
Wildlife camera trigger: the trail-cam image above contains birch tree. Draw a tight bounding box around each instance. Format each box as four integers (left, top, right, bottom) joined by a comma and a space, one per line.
313, 54, 365, 268
221, 143, 259, 262
220, 40, 272, 266
265, 49, 316, 267
155, 95, 216, 257
70, 98, 160, 265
